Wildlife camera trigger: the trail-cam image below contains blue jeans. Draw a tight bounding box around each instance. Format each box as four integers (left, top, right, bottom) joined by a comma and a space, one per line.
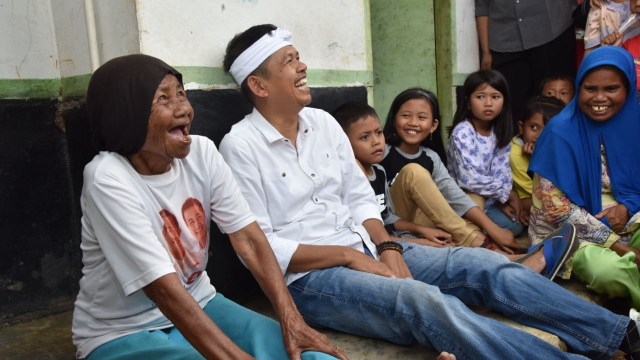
288, 243, 628, 360
485, 203, 525, 236
87, 293, 337, 360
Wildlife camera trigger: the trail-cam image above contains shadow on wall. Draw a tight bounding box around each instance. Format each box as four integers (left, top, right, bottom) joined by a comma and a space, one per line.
0, 87, 367, 322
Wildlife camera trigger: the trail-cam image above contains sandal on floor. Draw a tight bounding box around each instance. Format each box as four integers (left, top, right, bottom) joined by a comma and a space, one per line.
515, 224, 578, 279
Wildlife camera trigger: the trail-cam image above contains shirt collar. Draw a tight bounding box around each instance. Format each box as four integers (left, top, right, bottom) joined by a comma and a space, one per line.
248, 107, 314, 144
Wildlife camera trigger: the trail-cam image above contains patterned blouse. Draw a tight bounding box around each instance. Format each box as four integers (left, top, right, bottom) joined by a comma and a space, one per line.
529, 145, 640, 247
447, 120, 512, 206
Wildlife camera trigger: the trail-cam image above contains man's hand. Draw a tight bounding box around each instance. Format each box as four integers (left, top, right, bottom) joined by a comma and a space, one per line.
379, 250, 413, 279
280, 309, 349, 360
596, 204, 630, 234
344, 248, 397, 277
480, 51, 492, 69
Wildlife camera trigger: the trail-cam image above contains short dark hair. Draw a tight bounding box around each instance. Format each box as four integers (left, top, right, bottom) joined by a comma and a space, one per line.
521, 96, 565, 125
332, 101, 379, 133
537, 74, 575, 95
223, 24, 277, 103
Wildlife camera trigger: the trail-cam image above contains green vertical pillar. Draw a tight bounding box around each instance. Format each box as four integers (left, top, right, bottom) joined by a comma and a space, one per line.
369, 0, 437, 122
434, 0, 454, 132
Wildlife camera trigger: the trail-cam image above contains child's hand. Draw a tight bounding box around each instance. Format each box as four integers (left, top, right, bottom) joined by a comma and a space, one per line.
517, 197, 532, 226
590, 0, 604, 8
499, 191, 521, 222
522, 142, 535, 156
415, 227, 453, 247
601, 31, 623, 47
488, 227, 517, 255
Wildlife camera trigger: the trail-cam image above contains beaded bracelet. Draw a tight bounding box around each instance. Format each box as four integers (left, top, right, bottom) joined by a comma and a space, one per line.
376, 240, 403, 254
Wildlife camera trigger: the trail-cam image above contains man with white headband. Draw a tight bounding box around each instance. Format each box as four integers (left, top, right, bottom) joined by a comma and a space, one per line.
219, 24, 640, 359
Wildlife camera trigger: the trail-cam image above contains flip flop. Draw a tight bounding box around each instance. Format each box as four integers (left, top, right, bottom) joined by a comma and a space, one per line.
541, 224, 578, 279
514, 224, 578, 279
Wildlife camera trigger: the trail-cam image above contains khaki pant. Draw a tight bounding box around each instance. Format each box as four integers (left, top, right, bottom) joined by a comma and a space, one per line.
389, 163, 477, 246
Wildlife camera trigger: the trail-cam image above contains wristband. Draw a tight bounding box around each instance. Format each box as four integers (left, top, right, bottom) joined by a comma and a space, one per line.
376, 240, 403, 254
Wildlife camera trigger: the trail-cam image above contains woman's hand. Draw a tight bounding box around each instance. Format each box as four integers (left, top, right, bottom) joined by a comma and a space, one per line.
611, 241, 640, 268
280, 311, 349, 360
596, 204, 630, 233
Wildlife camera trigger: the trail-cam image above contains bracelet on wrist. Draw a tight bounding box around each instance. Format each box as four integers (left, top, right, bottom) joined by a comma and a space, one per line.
376, 240, 403, 254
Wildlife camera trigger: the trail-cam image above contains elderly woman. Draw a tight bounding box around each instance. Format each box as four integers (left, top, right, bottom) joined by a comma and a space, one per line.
71, 54, 344, 360
529, 46, 640, 309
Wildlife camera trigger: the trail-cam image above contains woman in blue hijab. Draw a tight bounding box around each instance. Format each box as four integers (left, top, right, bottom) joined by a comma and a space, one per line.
528, 46, 640, 308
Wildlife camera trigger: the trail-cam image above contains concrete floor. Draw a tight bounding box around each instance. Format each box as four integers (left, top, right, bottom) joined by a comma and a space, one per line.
0, 284, 627, 360
0, 297, 433, 360
0, 233, 625, 360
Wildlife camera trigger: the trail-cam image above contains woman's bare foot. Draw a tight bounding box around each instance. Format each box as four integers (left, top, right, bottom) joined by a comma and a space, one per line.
437, 351, 456, 360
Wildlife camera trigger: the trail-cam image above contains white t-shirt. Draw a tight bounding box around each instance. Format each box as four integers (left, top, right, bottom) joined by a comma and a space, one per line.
72, 135, 255, 358
219, 107, 381, 285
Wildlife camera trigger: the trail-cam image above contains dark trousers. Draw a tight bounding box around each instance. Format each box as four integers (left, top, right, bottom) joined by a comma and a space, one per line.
491, 24, 577, 127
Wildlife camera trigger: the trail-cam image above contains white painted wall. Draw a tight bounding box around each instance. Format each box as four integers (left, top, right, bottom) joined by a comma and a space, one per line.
455, 0, 479, 75
51, 0, 91, 78
135, 0, 368, 71
0, 0, 59, 79
94, 0, 139, 65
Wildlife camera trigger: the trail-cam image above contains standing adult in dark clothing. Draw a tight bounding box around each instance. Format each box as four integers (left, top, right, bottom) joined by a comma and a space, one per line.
475, 0, 578, 125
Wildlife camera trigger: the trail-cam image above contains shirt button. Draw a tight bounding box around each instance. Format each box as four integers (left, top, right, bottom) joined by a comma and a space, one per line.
311, 173, 316, 177
304, 129, 309, 133
518, 18, 522, 22
314, 197, 319, 202
281, 172, 286, 177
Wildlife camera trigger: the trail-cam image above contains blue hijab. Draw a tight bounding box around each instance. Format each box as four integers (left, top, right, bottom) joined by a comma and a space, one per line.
529, 46, 640, 222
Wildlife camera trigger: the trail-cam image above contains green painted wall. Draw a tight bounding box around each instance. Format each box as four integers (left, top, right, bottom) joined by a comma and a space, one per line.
370, 0, 437, 120
434, 0, 455, 132
0, 69, 371, 100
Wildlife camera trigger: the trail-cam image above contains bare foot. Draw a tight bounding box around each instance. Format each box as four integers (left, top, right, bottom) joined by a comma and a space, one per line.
517, 248, 546, 273
437, 351, 457, 360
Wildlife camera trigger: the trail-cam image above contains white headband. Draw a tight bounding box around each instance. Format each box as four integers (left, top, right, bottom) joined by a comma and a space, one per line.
229, 27, 293, 85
